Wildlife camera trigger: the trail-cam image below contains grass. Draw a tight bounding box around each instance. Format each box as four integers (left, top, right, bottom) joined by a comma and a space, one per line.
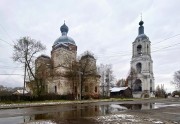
0, 98, 145, 105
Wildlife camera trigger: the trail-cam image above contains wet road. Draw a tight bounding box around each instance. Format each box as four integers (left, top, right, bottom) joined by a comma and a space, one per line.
0, 98, 180, 124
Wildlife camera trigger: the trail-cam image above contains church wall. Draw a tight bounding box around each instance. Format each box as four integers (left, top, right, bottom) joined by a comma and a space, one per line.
47, 77, 73, 95
51, 48, 76, 69
82, 77, 100, 98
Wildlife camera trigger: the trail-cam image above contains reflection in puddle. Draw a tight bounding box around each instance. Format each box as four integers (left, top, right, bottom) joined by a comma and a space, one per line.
120, 103, 155, 110
22, 103, 155, 123
1, 102, 179, 124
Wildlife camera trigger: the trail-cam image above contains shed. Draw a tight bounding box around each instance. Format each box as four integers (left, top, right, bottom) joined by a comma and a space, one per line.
110, 87, 132, 98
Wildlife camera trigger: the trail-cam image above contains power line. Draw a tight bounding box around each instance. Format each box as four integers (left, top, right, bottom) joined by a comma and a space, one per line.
0, 38, 13, 46
152, 42, 180, 52
152, 34, 180, 45
0, 23, 15, 44
97, 42, 180, 59
0, 74, 23, 76
95, 34, 180, 58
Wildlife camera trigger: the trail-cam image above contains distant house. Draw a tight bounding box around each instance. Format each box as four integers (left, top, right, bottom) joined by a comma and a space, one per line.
13, 89, 29, 95
110, 87, 132, 98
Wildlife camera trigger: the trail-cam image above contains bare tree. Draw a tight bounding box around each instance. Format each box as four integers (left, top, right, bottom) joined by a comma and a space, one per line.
35, 60, 51, 95
98, 64, 115, 97
65, 61, 79, 99
116, 79, 126, 87
126, 67, 137, 91
171, 70, 180, 90
65, 51, 99, 100
13, 37, 46, 95
155, 84, 167, 98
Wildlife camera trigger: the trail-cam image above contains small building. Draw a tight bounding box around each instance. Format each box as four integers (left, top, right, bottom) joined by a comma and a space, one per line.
110, 87, 132, 98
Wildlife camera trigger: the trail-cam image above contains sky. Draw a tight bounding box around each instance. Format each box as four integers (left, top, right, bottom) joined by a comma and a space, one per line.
0, 0, 180, 92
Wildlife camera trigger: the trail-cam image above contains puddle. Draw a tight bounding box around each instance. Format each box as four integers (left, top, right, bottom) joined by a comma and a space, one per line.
0, 102, 179, 123
154, 103, 180, 109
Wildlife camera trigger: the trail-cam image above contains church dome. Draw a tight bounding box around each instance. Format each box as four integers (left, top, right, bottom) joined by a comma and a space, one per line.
60, 23, 69, 33
135, 20, 149, 41
135, 34, 149, 41
53, 35, 76, 46
53, 22, 76, 48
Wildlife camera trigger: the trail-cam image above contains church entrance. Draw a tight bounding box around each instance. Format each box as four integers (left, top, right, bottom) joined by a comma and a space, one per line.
133, 79, 142, 92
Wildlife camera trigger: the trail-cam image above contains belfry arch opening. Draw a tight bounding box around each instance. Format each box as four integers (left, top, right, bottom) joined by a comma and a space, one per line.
136, 63, 142, 73
133, 79, 142, 92
137, 45, 142, 55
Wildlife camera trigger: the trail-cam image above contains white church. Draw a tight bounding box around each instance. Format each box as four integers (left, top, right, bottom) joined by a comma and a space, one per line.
128, 20, 155, 98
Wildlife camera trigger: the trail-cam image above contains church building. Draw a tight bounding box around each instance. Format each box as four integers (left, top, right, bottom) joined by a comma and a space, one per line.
27, 22, 100, 99
128, 20, 155, 98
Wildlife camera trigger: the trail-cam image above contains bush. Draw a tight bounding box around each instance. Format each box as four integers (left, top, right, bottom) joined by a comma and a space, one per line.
0, 94, 75, 102
155, 85, 167, 98
144, 94, 149, 98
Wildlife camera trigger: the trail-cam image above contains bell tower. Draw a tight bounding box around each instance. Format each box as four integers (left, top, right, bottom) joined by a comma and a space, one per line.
129, 20, 154, 98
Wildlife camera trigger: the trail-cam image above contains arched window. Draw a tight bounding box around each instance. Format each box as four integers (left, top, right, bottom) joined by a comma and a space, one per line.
136, 63, 142, 73
137, 45, 142, 55
55, 86, 57, 93
150, 80, 152, 92
147, 45, 149, 54
95, 86, 97, 92
133, 79, 142, 92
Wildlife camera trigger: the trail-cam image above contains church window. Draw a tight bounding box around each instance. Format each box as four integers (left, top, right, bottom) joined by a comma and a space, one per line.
147, 45, 149, 53
55, 86, 57, 93
150, 80, 152, 92
85, 86, 88, 92
136, 63, 142, 73
137, 45, 142, 55
75, 86, 77, 93
46, 85, 48, 93
95, 86, 97, 92
95, 106, 98, 112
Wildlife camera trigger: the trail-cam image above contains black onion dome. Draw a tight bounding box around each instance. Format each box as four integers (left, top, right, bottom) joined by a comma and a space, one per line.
60, 23, 69, 33
139, 20, 144, 26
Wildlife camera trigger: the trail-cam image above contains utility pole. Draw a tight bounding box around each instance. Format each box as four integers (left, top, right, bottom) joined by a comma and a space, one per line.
23, 63, 27, 95
106, 68, 110, 97
102, 71, 105, 97
79, 71, 81, 100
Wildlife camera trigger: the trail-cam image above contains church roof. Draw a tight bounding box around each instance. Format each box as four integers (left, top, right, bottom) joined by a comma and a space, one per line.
110, 87, 128, 92
135, 34, 149, 40
37, 54, 50, 59
53, 22, 76, 48
53, 35, 75, 46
